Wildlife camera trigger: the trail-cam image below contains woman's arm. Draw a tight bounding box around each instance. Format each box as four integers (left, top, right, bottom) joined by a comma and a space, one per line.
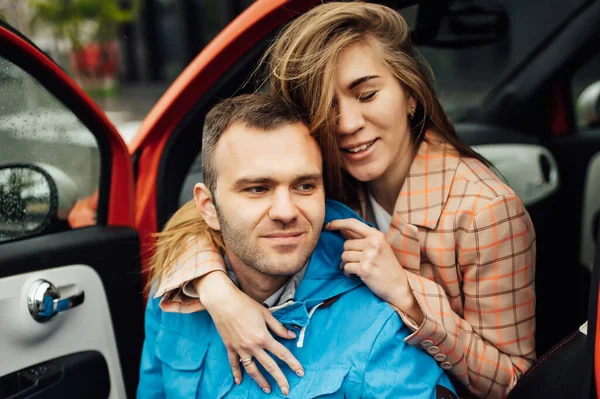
194, 271, 304, 396
398, 194, 536, 398
153, 237, 304, 395
154, 241, 227, 313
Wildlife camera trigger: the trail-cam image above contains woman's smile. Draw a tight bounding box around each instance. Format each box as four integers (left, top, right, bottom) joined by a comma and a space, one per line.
340, 138, 379, 161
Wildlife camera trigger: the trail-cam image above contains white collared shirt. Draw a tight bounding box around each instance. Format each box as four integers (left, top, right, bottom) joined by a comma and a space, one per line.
369, 193, 392, 234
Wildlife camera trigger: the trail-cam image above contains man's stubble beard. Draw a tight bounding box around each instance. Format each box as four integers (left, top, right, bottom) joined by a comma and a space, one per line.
214, 200, 318, 276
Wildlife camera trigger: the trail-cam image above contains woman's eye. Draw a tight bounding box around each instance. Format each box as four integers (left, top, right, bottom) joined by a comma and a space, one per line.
358, 91, 377, 102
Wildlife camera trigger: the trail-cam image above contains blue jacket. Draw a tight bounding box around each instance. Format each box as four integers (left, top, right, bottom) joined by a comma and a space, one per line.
138, 200, 457, 399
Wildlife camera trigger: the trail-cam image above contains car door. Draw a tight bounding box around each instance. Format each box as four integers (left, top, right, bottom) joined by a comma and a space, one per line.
0, 20, 143, 399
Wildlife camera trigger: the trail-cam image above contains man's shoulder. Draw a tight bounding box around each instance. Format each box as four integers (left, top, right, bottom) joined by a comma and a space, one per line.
330, 285, 406, 334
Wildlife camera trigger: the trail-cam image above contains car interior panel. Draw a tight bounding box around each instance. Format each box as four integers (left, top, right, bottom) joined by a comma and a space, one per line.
0, 351, 111, 399
0, 226, 144, 398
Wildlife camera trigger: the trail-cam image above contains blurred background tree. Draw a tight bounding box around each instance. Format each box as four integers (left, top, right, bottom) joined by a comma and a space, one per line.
30, 0, 141, 96
30, 0, 140, 48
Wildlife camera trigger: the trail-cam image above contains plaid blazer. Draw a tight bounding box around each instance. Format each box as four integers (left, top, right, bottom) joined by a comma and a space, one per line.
155, 134, 536, 399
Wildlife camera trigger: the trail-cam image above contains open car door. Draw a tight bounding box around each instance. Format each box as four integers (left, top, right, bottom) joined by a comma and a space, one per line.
0, 21, 143, 398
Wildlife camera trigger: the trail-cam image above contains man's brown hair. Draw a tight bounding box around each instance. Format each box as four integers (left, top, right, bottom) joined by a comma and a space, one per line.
202, 93, 305, 194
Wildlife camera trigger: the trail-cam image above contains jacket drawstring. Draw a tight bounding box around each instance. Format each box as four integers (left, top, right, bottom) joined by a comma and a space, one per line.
297, 302, 324, 348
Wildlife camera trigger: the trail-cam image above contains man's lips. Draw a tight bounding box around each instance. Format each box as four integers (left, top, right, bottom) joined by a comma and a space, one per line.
261, 232, 305, 244
262, 232, 304, 238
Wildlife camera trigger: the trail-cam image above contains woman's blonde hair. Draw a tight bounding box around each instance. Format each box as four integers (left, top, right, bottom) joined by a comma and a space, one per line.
145, 200, 224, 293
263, 1, 490, 205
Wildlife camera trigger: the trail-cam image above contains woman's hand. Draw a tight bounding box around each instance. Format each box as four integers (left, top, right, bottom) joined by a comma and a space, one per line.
194, 271, 304, 396
325, 218, 424, 324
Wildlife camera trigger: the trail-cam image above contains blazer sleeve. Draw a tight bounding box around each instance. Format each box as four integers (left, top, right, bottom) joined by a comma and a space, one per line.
154, 236, 226, 314
362, 313, 458, 399
137, 296, 166, 399
397, 194, 536, 398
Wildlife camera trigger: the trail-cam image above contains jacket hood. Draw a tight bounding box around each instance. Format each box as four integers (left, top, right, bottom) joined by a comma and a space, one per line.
273, 200, 368, 325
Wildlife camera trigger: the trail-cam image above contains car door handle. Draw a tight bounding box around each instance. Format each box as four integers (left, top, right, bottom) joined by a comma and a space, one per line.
27, 279, 85, 322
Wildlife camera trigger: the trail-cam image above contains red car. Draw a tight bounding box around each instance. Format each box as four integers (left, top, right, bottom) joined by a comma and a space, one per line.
0, 0, 599, 397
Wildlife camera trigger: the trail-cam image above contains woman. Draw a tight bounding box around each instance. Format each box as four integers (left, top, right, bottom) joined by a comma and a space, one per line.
151, 2, 536, 398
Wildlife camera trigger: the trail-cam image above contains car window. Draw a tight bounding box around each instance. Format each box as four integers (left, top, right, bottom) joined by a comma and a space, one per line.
0, 55, 100, 241
417, 0, 586, 122
572, 52, 600, 129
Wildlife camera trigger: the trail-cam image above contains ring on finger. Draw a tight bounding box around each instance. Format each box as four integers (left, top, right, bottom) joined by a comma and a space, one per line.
240, 357, 254, 367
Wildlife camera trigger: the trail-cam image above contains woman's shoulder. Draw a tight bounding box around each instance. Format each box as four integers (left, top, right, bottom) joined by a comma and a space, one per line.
444, 157, 534, 244
423, 132, 516, 202
447, 156, 529, 222
454, 156, 517, 199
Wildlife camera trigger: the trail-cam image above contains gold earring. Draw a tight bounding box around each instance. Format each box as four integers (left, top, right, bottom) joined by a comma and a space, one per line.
410, 105, 416, 120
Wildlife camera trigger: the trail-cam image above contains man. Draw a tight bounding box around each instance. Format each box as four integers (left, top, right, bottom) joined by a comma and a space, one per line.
138, 94, 456, 398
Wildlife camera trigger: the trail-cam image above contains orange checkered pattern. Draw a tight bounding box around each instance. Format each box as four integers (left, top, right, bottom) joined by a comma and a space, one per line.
155, 133, 536, 399
385, 135, 536, 398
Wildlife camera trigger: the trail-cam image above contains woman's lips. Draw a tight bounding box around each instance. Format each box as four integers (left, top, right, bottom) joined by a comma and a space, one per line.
340, 138, 379, 161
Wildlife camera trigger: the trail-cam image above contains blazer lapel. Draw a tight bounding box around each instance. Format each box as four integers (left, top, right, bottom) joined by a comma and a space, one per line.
394, 133, 460, 230
386, 133, 461, 274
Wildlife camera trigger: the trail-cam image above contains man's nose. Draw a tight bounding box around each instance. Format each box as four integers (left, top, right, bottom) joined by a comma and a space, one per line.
337, 99, 365, 136
269, 190, 299, 224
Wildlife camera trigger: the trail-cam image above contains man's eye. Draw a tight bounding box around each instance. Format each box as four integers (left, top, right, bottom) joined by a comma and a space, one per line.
246, 186, 268, 194
297, 183, 315, 192
358, 91, 377, 102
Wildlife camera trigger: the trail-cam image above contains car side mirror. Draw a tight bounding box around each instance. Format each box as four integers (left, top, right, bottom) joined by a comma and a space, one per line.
576, 81, 600, 128
0, 163, 77, 241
